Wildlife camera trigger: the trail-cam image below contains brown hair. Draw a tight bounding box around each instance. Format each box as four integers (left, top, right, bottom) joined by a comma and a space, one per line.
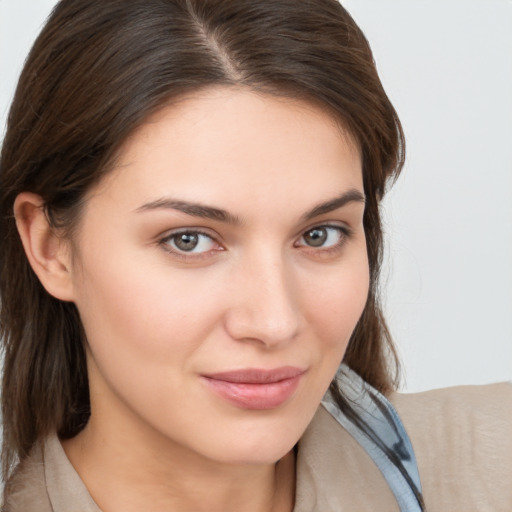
1, 0, 404, 487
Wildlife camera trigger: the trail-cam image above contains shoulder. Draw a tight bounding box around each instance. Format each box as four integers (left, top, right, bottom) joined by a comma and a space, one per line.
2, 442, 52, 511
296, 405, 400, 512
390, 382, 512, 511
3, 434, 100, 512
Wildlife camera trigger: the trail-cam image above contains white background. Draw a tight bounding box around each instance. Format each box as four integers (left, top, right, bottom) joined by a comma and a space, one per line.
1, 0, 511, 392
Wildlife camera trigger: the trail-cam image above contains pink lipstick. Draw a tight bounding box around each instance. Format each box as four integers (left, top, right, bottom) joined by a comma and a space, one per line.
201, 367, 305, 410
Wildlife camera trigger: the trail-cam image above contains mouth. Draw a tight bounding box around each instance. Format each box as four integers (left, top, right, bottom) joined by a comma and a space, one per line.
201, 367, 306, 410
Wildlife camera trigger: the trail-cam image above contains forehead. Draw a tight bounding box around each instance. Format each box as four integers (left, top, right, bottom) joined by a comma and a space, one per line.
87, 87, 363, 219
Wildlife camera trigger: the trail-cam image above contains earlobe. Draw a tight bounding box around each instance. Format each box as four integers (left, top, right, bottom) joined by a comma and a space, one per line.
14, 192, 75, 302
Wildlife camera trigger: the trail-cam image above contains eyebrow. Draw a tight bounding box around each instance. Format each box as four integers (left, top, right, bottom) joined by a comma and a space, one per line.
135, 198, 243, 225
300, 189, 366, 221
134, 188, 365, 225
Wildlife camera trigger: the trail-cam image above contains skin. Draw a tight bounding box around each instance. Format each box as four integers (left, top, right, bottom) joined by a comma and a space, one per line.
16, 87, 369, 512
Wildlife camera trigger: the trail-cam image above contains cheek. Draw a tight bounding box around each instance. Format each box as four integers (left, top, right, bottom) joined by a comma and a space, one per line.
73, 253, 229, 425
292, 246, 370, 412
302, 253, 370, 351
72, 243, 227, 373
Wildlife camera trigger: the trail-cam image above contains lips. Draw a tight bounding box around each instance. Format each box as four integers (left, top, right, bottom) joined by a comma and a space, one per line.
201, 366, 306, 410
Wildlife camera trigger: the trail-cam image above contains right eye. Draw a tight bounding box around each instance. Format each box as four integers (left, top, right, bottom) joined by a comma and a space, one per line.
160, 230, 219, 255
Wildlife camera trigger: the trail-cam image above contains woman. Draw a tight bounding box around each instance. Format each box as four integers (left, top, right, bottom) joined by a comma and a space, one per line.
0, 1, 510, 511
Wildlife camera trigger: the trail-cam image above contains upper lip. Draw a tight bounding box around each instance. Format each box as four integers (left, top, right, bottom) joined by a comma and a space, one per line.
202, 366, 306, 384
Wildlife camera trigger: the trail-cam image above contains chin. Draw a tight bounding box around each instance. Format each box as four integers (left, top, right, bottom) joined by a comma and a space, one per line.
194, 420, 303, 466
211, 442, 295, 466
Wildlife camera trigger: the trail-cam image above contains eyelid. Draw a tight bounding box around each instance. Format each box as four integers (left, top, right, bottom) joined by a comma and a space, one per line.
158, 228, 225, 260
296, 221, 353, 240
294, 223, 353, 251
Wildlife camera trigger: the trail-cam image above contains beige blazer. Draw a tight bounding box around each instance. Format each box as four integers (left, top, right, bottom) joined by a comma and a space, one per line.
4, 382, 512, 511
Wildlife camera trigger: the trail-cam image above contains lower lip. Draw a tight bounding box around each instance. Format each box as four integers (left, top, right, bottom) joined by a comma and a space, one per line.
202, 374, 303, 410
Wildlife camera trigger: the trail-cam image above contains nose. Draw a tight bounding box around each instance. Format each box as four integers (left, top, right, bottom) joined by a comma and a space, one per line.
223, 251, 300, 348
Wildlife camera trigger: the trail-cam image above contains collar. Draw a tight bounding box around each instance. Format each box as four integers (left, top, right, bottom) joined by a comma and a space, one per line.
295, 364, 422, 512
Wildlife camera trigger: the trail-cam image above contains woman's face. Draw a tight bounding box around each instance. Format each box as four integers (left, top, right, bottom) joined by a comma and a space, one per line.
69, 87, 369, 464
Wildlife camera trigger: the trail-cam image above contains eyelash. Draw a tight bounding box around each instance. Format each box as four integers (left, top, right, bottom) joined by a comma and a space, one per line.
294, 225, 353, 255
158, 229, 223, 261
158, 224, 352, 260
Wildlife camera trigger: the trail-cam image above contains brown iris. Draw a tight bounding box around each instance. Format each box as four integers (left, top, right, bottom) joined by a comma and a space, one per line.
174, 232, 199, 251
303, 227, 328, 247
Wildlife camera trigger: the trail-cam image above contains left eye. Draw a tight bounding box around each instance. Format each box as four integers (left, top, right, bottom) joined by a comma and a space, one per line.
297, 226, 346, 248
162, 231, 217, 253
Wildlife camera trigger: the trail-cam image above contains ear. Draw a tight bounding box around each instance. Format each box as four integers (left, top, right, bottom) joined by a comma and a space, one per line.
14, 192, 75, 302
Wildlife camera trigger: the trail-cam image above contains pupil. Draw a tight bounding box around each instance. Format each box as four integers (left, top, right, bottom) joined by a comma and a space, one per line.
305, 228, 327, 247
175, 233, 198, 251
